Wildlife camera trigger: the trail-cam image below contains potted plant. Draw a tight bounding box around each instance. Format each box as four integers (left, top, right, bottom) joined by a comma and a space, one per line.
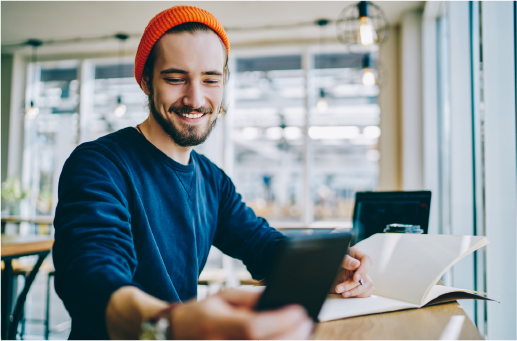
1, 176, 29, 216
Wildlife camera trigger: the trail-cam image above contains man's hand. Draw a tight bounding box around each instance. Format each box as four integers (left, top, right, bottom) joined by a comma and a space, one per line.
171, 288, 314, 340
332, 247, 374, 298
106, 286, 171, 340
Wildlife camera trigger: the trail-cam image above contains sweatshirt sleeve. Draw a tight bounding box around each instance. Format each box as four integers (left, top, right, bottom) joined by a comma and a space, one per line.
212, 170, 287, 280
52, 145, 140, 339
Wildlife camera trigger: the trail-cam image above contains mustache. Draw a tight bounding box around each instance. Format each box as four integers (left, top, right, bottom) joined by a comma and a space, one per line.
169, 105, 213, 115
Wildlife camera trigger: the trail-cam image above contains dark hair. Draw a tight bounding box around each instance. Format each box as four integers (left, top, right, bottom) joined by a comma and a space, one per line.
141, 22, 230, 91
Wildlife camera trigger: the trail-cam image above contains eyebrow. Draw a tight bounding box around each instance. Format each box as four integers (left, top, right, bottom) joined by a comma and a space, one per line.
203, 70, 223, 76
160, 68, 223, 76
160, 68, 187, 75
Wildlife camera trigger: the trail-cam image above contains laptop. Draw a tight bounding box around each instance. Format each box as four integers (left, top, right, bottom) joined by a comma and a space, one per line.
351, 191, 432, 244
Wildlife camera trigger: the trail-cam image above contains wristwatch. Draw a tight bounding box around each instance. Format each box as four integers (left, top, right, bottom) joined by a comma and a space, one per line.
140, 303, 181, 340
140, 316, 170, 340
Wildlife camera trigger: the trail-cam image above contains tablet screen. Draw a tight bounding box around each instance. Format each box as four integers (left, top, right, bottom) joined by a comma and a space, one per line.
256, 233, 352, 321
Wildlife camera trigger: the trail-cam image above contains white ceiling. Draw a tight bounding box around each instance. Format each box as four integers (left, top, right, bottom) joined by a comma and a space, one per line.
1, 1, 424, 56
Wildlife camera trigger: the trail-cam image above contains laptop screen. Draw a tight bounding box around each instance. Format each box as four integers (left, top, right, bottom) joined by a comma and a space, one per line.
352, 191, 432, 244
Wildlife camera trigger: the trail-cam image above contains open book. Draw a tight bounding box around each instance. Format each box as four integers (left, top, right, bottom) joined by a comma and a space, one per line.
319, 233, 494, 322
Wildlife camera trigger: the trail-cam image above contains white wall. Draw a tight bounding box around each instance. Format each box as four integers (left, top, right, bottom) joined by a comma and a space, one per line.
400, 9, 424, 191
1, 54, 14, 183
378, 26, 401, 191
7, 53, 26, 179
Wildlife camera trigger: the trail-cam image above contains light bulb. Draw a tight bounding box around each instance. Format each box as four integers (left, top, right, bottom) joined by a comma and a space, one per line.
358, 16, 377, 46
26, 102, 39, 120
114, 96, 126, 117
317, 89, 328, 112
316, 98, 328, 112
362, 68, 376, 86
114, 103, 127, 117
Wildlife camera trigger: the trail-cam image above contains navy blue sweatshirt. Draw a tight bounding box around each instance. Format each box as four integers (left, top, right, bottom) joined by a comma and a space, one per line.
52, 127, 286, 340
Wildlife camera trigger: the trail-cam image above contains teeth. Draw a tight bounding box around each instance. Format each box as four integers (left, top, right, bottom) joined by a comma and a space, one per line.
181, 113, 204, 119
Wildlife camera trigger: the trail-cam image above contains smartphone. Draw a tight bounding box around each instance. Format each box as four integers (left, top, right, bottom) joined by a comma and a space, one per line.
256, 233, 352, 321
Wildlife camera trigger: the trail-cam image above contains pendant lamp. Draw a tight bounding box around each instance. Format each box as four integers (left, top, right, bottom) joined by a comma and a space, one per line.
315, 19, 330, 112
26, 39, 43, 120
316, 89, 329, 112
336, 1, 389, 54
114, 33, 129, 118
361, 54, 376, 86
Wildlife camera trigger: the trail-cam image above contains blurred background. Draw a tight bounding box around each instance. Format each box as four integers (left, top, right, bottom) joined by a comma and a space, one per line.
1, 1, 516, 340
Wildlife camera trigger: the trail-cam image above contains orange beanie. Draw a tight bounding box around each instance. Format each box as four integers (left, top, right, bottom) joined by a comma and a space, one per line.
134, 5, 230, 88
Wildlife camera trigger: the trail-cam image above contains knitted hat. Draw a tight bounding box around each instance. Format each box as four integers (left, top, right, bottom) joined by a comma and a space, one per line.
134, 5, 230, 88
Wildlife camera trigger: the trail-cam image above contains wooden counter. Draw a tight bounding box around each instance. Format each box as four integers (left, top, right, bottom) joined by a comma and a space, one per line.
313, 300, 483, 340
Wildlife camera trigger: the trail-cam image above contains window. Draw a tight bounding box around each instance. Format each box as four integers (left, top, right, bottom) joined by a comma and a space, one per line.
89, 61, 147, 141
310, 52, 380, 223
21, 46, 382, 230
231, 48, 381, 227
22, 60, 79, 219
232, 55, 305, 224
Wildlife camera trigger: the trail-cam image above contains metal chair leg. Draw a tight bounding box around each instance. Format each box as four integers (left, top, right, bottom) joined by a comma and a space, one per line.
20, 275, 27, 341
7, 252, 49, 340
20, 304, 25, 340
2, 261, 14, 340
44, 272, 54, 340
20, 281, 26, 340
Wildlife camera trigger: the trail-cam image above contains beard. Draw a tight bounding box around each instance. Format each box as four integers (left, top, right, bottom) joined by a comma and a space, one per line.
149, 94, 218, 147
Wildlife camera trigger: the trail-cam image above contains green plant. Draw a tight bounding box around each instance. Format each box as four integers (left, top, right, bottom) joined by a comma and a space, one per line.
1, 176, 28, 205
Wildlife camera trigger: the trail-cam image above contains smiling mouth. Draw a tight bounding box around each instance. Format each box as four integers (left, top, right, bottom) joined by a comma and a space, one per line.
175, 112, 207, 119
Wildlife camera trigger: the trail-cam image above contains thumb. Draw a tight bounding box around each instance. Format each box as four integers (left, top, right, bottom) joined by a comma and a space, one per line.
342, 255, 360, 270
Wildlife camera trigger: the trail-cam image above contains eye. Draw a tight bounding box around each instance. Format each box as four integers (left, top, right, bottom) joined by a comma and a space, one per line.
165, 78, 184, 83
205, 79, 220, 85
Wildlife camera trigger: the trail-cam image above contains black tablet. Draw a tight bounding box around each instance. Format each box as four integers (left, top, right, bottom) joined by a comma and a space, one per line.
256, 233, 352, 321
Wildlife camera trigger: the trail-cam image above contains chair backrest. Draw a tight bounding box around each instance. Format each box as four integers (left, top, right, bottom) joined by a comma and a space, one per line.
351, 191, 432, 244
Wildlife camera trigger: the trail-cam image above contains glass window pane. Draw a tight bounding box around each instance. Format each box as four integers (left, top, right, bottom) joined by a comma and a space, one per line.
23, 60, 80, 220
437, 13, 452, 236
89, 61, 147, 140
310, 52, 380, 223
233, 56, 305, 224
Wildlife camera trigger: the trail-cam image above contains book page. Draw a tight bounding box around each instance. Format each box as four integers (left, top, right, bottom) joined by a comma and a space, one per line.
319, 294, 419, 322
422, 284, 494, 305
353, 234, 488, 305
318, 285, 495, 322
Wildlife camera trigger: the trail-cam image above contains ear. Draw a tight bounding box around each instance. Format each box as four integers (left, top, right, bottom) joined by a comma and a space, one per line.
141, 74, 152, 96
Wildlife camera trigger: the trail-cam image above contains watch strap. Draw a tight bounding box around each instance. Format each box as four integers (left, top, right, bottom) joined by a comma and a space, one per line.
140, 302, 182, 340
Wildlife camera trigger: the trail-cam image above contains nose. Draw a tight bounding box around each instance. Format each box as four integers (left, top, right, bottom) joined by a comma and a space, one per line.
182, 82, 205, 109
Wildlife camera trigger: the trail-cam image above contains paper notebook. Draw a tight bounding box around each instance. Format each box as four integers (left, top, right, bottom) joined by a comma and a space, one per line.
319, 233, 495, 322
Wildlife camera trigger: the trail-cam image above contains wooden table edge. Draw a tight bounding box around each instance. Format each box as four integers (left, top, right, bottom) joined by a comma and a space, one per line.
313, 300, 483, 340
1, 239, 54, 258
1, 216, 54, 224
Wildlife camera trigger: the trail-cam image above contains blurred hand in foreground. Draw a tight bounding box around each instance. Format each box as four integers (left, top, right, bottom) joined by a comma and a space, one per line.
171, 288, 314, 339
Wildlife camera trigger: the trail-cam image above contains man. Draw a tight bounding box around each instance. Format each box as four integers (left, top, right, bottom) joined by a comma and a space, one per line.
53, 6, 374, 340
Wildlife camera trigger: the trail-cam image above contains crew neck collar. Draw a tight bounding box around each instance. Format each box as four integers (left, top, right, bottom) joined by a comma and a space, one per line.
125, 127, 195, 173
